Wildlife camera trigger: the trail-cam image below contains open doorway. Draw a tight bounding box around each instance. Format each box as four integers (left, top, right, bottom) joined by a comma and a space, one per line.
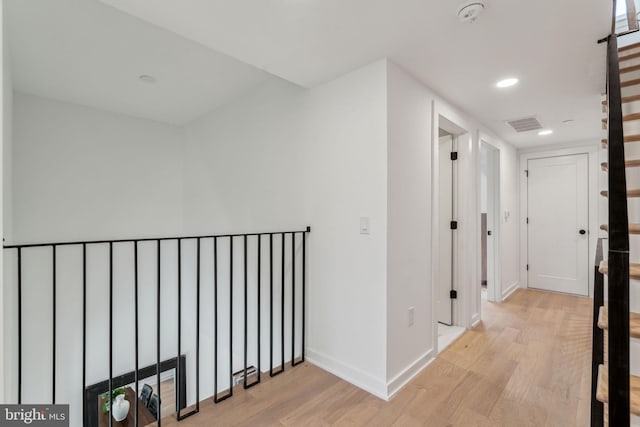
480, 141, 500, 303
435, 118, 466, 353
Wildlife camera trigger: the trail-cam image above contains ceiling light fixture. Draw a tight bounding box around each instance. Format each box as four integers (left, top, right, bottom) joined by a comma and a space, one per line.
496, 78, 519, 88
139, 74, 156, 83
538, 130, 553, 136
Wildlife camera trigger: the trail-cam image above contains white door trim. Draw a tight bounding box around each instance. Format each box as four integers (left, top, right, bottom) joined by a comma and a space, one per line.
437, 134, 455, 325
519, 144, 599, 296
430, 108, 474, 355
479, 138, 501, 303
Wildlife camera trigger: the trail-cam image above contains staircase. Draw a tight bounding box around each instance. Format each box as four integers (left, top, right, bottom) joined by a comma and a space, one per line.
593, 15, 640, 425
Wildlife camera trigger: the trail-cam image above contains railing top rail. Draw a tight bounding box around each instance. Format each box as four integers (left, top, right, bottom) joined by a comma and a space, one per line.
607, 0, 631, 251
3, 226, 311, 249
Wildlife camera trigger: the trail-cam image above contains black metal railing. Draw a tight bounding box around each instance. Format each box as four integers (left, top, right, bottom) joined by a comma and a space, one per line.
592, 0, 635, 424
605, 21, 631, 427
4, 226, 310, 427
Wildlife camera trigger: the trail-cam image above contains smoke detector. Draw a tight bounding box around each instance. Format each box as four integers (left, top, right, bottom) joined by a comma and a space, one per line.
457, 1, 486, 23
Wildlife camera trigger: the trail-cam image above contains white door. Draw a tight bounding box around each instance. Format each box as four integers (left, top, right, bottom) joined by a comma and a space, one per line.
527, 154, 589, 296
438, 135, 454, 325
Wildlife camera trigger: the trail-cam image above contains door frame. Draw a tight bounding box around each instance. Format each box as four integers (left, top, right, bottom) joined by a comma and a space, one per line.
480, 140, 501, 303
437, 133, 456, 325
431, 110, 472, 355
519, 144, 599, 296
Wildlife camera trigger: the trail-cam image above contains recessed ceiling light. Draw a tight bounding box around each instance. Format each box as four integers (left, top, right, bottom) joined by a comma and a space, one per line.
496, 78, 519, 88
139, 74, 156, 83
538, 129, 553, 136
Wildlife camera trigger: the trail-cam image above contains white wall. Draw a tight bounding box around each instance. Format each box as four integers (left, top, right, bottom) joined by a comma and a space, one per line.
182, 80, 307, 235
0, 0, 7, 404
12, 92, 184, 243
3, 29, 10, 246
183, 60, 390, 397
385, 62, 433, 395
303, 61, 389, 395
490, 138, 520, 300
500, 143, 520, 298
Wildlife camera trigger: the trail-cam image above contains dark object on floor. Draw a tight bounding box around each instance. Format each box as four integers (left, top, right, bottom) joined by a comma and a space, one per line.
148, 393, 159, 420
140, 383, 152, 407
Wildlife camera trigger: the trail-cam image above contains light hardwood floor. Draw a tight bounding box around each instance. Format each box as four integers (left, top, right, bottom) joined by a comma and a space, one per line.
152, 288, 593, 426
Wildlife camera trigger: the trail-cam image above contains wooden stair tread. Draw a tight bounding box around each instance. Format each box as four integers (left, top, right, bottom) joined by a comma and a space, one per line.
602, 134, 640, 145
602, 112, 640, 123
620, 42, 640, 53
601, 159, 640, 170
600, 189, 640, 198
622, 78, 640, 88
621, 63, 640, 74
597, 306, 640, 338
620, 50, 640, 62
600, 223, 640, 234
596, 364, 640, 415
602, 94, 640, 105
599, 260, 640, 280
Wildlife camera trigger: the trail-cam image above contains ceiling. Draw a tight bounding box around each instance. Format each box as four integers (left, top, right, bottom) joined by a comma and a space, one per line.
5, 0, 274, 125
7, 0, 611, 147
97, 0, 610, 148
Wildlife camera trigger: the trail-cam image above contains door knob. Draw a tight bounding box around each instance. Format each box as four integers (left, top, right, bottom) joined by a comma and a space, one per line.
579, 229, 586, 235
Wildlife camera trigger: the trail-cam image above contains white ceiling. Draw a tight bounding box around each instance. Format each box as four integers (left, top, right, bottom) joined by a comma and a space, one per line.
97, 0, 611, 148
7, 0, 611, 147
5, 0, 274, 125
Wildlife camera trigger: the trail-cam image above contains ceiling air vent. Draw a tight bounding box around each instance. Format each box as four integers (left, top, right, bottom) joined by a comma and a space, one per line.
506, 117, 543, 133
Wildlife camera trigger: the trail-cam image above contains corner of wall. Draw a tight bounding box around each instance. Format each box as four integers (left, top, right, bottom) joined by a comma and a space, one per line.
502, 280, 520, 301
306, 348, 389, 401
385, 349, 435, 399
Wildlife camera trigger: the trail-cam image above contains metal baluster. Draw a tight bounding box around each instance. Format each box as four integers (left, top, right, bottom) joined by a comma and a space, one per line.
17, 248, 22, 404
52, 245, 57, 403
157, 240, 162, 426
109, 242, 113, 427
134, 242, 139, 427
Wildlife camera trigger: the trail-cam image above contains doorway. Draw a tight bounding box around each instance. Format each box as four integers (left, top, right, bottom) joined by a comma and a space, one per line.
435, 120, 465, 353
480, 142, 500, 303
437, 129, 455, 326
527, 154, 589, 296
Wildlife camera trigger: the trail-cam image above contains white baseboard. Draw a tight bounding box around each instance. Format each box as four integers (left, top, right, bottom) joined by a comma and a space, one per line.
471, 313, 480, 327
306, 348, 388, 401
386, 350, 434, 399
502, 281, 519, 301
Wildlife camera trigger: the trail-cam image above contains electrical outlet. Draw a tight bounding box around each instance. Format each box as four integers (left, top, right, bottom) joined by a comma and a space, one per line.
408, 306, 415, 326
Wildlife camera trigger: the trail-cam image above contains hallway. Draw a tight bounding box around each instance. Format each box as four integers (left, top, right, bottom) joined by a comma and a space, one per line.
158, 289, 592, 426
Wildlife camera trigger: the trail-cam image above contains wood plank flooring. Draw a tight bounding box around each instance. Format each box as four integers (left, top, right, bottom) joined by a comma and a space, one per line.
151, 289, 592, 426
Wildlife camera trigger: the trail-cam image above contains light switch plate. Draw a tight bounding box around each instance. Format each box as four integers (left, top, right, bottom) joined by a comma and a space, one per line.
360, 217, 370, 234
